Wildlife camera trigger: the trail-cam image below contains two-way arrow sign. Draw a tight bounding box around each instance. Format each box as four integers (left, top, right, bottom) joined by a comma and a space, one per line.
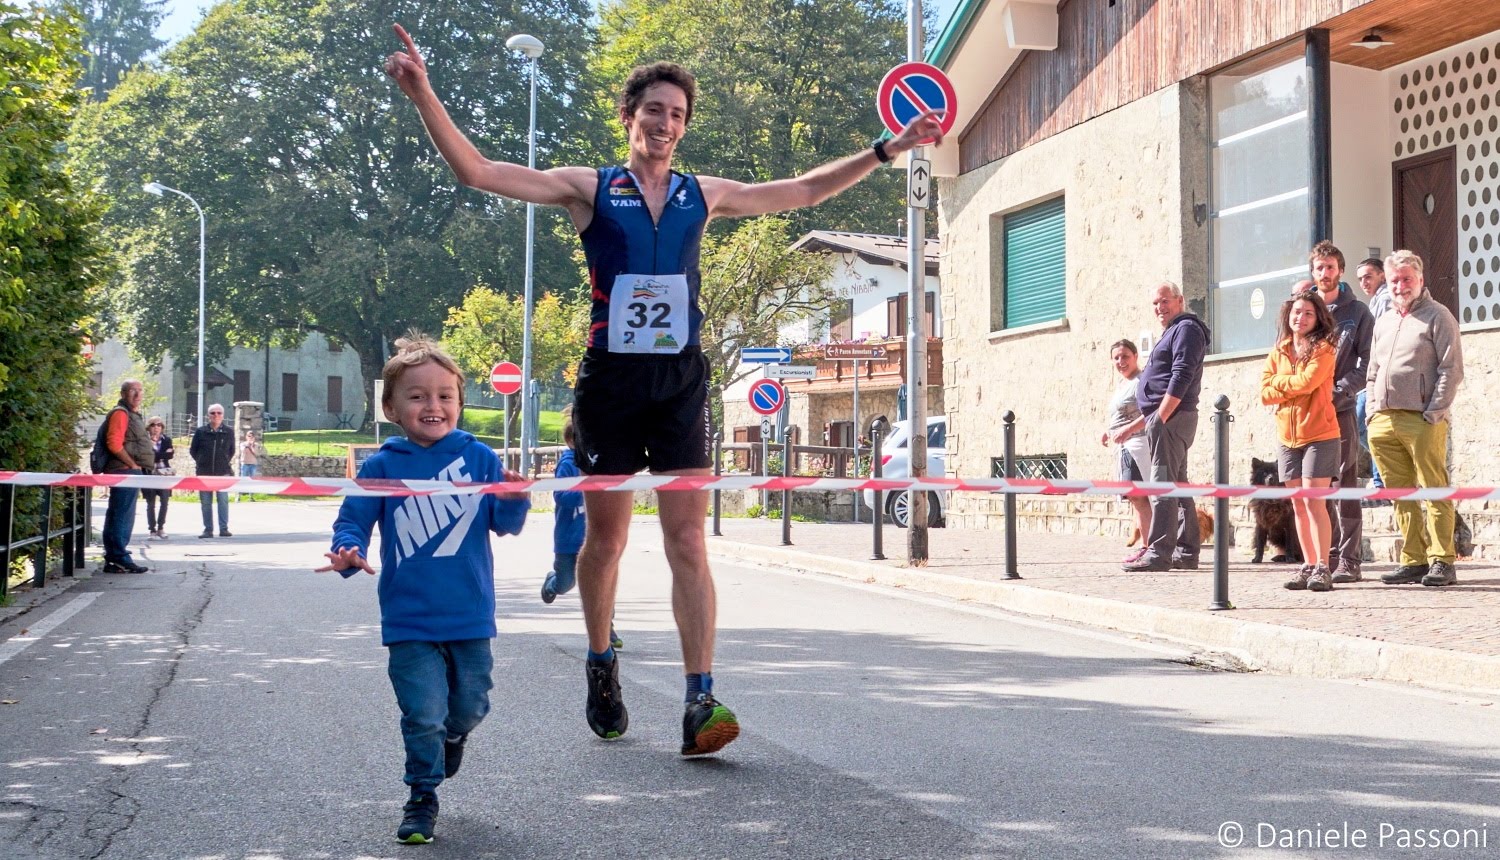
908, 158, 931, 209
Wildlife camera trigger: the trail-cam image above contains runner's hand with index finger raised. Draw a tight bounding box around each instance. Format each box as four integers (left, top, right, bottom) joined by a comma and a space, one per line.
383, 23, 428, 97
888, 107, 946, 151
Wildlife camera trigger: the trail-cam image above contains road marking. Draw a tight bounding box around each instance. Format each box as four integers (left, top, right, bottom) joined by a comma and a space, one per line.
0, 593, 99, 666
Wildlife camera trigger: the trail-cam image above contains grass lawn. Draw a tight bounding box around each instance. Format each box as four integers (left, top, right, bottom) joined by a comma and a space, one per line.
251, 408, 563, 457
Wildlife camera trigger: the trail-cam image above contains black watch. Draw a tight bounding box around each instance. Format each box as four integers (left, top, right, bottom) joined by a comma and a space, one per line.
872, 139, 892, 164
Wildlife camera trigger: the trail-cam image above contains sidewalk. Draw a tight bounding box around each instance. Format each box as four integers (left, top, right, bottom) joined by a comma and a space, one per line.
706, 517, 1500, 695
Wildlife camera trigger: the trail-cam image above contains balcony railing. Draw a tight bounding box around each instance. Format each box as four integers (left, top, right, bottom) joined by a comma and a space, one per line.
784, 337, 942, 392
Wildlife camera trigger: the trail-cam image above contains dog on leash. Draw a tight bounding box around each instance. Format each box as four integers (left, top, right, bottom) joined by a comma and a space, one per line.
1248, 457, 1302, 564
1125, 508, 1215, 547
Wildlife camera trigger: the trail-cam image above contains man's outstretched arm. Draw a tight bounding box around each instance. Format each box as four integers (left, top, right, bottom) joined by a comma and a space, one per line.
702, 109, 946, 219
384, 24, 594, 218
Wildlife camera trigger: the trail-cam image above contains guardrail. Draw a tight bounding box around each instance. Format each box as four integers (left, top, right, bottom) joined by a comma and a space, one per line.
1, 483, 89, 599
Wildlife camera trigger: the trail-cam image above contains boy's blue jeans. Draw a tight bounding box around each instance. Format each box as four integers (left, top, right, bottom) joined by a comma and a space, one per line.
387, 639, 493, 793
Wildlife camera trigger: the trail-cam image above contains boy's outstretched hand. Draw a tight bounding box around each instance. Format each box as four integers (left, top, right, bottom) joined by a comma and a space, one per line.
496, 468, 528, 500
317, 546, 377, 575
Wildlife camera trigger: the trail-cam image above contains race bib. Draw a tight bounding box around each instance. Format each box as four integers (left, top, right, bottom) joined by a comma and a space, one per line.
607, 274, 690, 354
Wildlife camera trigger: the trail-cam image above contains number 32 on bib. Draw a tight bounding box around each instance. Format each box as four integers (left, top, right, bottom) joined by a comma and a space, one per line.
608, 273, 690, 354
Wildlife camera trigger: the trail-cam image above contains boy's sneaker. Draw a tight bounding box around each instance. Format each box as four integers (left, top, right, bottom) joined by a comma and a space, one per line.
610, 626, 624, 651
1307, 564, 1334, 592
1284, 564, 1313, 590
681, 693, 740, 757
443, 734, 467, 778
585, 656, 628, 739
396, 792, 438, 844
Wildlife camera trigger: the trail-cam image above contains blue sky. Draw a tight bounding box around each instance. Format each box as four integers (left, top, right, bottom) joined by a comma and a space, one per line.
156, 1, 960, 47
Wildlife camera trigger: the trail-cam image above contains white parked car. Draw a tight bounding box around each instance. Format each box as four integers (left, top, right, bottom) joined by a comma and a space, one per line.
862, 416, 947, 528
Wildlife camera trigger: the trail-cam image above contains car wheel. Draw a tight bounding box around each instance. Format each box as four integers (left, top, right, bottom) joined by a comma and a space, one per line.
886, 492, 943, 528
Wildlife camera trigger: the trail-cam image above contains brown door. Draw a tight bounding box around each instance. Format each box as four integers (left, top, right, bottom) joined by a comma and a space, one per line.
1392, 147, 1459, 315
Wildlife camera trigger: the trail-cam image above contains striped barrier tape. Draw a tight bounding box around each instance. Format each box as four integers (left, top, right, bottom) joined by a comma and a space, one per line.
1, 471, 1496, 501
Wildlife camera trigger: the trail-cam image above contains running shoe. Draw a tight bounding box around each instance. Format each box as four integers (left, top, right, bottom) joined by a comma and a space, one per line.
396, 793, 438, 844
585, 656, 628, 739
681, 693, 739, 757
610, 626, 624, 651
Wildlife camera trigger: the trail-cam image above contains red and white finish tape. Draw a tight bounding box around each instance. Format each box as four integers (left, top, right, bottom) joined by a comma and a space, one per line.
2, 471, 1495, 501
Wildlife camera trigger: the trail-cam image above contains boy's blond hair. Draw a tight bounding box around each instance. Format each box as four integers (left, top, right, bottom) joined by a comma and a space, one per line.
381, 333, 466, 414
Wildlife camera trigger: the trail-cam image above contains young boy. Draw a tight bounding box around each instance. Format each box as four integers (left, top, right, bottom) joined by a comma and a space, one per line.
318, 336, 529, 844
540, 411, 622, 650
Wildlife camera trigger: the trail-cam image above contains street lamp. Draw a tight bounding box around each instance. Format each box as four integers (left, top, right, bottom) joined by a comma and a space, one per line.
143, 181, 207, 426
506, 33, 543, 473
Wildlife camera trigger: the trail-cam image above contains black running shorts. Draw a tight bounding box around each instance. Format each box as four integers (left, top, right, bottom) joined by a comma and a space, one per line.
573, 347, 713, 475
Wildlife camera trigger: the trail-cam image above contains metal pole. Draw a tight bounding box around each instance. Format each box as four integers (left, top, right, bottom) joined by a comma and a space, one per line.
761, 423, 770, 515
1306, 29, 1333, 245
781, 426, 794, 546
851, 359, 860, 523
62, 487, 75, 578
502, 394, 512, 471
197, 201, 205, 425
711, 430, 723, 537
35, 486, 52, 587
0, 484, 13, 599
871, 424, 886, 560
1211, 395, 1235, 610
1003, 410, 1020, 579
905, 0, 929, 564
519, 53, 539, 470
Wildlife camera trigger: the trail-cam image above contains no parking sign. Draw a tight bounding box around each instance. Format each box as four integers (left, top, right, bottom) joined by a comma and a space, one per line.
748, 379, 786, 416
877, 62, 958, 140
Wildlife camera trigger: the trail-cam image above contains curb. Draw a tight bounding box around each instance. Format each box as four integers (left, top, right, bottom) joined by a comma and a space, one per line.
0, 571, 89, 629
706, 538, 1500, 697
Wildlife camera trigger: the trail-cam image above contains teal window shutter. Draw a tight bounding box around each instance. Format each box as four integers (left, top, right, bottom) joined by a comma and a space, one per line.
1003, 198, 1066, 328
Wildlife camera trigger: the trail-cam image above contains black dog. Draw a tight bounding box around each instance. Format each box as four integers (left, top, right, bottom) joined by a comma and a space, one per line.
1248, 457, 1302, 564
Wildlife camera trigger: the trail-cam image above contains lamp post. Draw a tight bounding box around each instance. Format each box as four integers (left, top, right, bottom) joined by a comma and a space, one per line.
506, 33, 544, 473
143, 181, 206, 426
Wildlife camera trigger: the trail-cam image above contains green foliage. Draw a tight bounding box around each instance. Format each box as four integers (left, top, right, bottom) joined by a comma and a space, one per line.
48, 0, 165, 98
67, 0, 612, 428
0, 3, 108, 477
595, 0, 909, 235
460, 407, 564, 443
444, 285, 589, 388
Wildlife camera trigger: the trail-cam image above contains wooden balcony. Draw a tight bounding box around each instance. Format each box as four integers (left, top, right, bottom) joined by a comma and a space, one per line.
783, 338, 942, 394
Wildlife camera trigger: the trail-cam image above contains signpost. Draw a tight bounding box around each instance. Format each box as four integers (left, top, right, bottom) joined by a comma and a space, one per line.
877, 61, 958, 140
765, 365, 816, 380
824, 344, 887, 360
491, 361, 522, 469
908, 158, 932, 209
741, 346, 793, 365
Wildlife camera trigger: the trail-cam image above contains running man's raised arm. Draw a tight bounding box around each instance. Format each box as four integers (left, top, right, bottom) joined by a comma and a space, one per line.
702, 109, 946, 219
384, 24, 595, 220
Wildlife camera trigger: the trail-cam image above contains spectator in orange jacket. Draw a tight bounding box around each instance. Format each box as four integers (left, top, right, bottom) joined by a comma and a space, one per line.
1260, 287, 1341, 592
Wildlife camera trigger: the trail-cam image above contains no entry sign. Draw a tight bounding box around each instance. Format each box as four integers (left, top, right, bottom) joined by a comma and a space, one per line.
748, 379, 786, 416
877, 62, 958, 140
490, 361, 522, 396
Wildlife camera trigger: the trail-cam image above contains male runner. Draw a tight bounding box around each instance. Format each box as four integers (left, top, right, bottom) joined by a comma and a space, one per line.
384, 24, 943, 756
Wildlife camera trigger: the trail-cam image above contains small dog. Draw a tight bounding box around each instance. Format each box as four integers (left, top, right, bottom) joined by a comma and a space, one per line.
1125, 508, 1215, 546
1248, 457, 1302, 564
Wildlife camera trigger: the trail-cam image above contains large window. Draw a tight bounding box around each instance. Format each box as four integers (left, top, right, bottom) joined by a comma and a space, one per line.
233, 370, 251, 403
992, 197, 1066, 331
886, 292, 936, 337
282, 372, 299, 412
1209, 50, 1311, 353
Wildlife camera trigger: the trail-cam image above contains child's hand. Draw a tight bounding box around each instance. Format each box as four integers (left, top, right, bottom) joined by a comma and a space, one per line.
496, 467, 528, 500
316, 546, 377, 575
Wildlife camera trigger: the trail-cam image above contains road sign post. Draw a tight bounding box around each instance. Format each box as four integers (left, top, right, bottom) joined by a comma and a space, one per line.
741, 346, 794, 365
765, 365, 816, 380
908, 158, 931, 209
490, 361, 523, 396
748, 379, 786, 416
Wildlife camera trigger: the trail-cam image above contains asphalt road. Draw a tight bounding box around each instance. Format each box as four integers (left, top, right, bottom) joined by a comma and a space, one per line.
2, 500, 1499, 859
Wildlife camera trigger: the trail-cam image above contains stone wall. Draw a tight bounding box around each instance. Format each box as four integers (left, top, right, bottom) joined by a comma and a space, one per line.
938, 81, 1211, 525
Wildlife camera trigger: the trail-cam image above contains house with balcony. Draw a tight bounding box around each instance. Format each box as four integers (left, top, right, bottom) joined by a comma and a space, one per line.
721, 231, 942, 453
924, 0, 1500, 544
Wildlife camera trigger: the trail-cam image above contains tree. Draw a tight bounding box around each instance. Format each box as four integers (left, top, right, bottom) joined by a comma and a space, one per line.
50, 0, 166, 98
594, 0, 910, 236
697, 216, 833, 423
0, 3, 108, 475
442, 284, 589, 437
67, 0, 612, 427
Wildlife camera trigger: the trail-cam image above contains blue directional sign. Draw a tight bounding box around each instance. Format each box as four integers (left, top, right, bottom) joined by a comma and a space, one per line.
741, 346, 793, 365
748, 379, 786, 416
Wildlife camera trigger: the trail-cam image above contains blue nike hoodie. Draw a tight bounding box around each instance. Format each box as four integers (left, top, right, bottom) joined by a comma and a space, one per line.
329, 430, 529, 645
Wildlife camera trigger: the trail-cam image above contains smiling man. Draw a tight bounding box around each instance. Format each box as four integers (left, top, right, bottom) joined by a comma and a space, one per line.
384, 24, 944, 758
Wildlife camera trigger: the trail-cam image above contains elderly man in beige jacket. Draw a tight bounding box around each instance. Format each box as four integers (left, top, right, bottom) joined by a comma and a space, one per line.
1365, 250, 1464, 587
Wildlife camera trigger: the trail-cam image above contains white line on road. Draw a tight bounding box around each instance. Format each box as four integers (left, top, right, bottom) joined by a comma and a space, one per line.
0, 593, 99, 666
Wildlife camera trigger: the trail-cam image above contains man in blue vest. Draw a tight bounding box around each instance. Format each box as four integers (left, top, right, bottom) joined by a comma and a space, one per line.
385, 24, 942, 757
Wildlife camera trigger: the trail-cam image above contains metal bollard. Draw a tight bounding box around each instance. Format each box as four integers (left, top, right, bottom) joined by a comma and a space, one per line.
61, 486, 75, 578
1210, 395, 1234, 610
871, 425, 886, 560
711, 430, 723, 537
35, 485, 52, 587
77, 486, 91, 566
781, 427, 794, 546
1003, 411, 1021, 579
